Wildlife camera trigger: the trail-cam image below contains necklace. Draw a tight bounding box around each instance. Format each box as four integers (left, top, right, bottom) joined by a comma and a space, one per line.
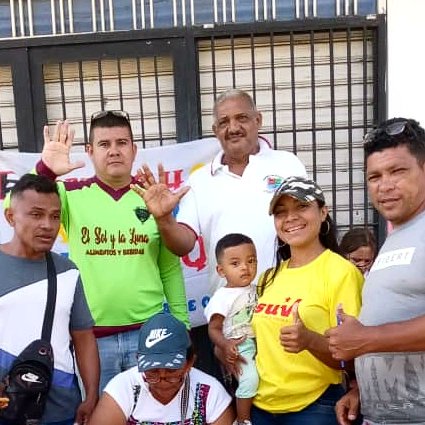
180, 374, 190, 424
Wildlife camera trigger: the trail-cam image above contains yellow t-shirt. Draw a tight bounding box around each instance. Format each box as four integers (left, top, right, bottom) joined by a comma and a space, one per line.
252, 249, 363, 413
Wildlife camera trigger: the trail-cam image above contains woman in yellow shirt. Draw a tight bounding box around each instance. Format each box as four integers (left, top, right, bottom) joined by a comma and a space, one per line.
251, 176, 363, 425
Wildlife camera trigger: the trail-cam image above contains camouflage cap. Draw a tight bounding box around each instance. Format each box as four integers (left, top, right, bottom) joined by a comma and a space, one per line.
269, 176, 325, 215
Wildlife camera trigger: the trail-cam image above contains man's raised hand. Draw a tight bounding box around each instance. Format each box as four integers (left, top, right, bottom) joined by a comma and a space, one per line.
42, 120, 84, 176
133, 164, 190, 219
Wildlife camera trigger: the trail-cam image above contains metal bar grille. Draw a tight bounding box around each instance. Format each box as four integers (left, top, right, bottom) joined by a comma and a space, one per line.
18, 0, 24, 36
68, 0, 74, 33
132, 0, 137, 30
0, 18, 384, 235
230, 35, 236, 87
0, 65, 18, 150
250, 33, 257, 105
59, 0, 66, 34
100, 0, 106, 32
109, 0, 114, 32
347, 28, 354, 226
0, 1, 378, 39
153, 57, 163, 143
270, 32, 277, 149
51, 0, 57, 34
136, 58, 147, 145
210, 37, 218, 102
362, 25, 370, 227
10, 0, 16, 38
329, 29, 337, 223
91, 0, 97, 32
182, 0, 187, 26
77, 61, 88, 143
289, 31, 297, 153
59, 62, 66, 119
309, 30, 317, 181
97, 60, 105, 109
41, 55, 177, 148
28, 0, 34, 36
197, 26, 378, 232
117, 59, 124, 111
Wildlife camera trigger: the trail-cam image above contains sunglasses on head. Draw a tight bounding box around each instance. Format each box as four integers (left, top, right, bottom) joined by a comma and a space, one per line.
363, 120, 418, 144
90, 110, 130, 122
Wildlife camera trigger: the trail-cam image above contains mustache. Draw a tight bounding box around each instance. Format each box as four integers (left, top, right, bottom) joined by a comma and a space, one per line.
226, 130, 245, 137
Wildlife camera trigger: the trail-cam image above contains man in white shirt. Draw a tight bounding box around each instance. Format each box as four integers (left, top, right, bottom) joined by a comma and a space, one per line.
136, 89, 307, 292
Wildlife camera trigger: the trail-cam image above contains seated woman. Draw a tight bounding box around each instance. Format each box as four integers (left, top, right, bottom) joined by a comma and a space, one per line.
88, 312, 234, 425
251, 176, 364, 425
339, 227, 377, 275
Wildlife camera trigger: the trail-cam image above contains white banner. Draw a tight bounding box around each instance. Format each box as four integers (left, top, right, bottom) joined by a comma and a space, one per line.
0, 138, 221, 327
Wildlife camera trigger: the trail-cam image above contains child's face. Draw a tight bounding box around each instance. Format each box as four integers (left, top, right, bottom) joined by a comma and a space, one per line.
216, 243, 257, 287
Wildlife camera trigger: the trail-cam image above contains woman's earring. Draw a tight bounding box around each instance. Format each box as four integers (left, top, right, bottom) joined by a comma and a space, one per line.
320, 220, 331, 235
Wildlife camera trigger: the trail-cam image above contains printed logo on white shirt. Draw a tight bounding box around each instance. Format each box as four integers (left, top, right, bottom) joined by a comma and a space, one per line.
145, 328, 173, 348
370, 247, 415, 272
263, 175, 284, 192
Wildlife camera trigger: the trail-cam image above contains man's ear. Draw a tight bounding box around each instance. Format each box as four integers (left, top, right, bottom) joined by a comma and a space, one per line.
212, 123, 218, 137
256, 111, 263, 129
4, 208, 14, 227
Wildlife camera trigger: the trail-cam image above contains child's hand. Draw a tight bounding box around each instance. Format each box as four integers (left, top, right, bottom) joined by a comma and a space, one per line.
223, 339, 240, 364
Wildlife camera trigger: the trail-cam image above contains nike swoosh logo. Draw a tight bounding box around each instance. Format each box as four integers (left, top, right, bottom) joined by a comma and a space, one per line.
21, 373, 42, 384
145, 332, 172, 348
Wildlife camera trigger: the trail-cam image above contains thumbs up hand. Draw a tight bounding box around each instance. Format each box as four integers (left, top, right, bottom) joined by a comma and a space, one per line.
325, 306, 366, 361
292, 302, 301, 324
280, 303, 312, 353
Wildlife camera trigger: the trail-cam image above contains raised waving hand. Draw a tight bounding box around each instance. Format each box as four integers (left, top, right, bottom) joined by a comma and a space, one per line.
132, 163, 190, 219
42, 120, 85, 176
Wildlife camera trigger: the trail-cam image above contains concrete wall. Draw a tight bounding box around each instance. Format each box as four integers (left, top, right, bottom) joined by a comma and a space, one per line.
387, 0, 425, 125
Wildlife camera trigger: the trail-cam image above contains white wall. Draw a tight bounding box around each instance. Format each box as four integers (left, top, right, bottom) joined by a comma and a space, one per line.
387, 0, 425, 125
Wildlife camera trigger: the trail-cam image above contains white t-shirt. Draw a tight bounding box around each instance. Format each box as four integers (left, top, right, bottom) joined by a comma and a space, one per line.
204, 285, 257, 339
104, 366, 232, 424
176, 138, 307, 294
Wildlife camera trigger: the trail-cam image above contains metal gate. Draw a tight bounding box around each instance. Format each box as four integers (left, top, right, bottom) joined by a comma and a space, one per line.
0, 15, 386, 237
193, 18, 386, 234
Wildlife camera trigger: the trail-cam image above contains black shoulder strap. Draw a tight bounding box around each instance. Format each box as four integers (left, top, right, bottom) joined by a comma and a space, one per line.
41, 252, 57, 342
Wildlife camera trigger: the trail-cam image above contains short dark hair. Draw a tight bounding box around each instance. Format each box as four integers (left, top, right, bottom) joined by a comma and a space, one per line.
89, 112, 133, 144
215, 233, 255, 262
339, 227, 377, 257
364, 118, 425, 164
11, 174, 59, 200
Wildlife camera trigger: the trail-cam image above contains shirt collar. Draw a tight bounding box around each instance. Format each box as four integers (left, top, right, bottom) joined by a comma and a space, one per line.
210, 136, 272, 175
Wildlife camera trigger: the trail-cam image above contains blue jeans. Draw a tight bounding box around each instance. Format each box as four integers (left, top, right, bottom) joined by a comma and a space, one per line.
96, 329, 139, 391
251, 384, 345, 425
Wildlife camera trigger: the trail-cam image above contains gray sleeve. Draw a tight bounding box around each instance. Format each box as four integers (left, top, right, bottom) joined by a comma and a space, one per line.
70, 276, 94, 330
